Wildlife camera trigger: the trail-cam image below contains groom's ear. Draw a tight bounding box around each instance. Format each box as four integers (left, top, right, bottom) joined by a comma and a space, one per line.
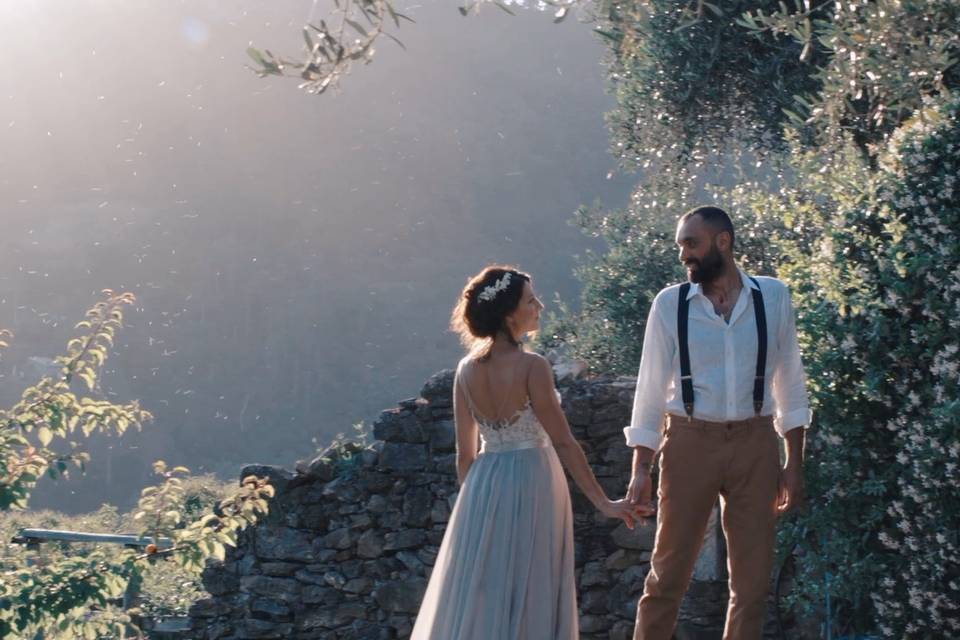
715, 230, 733, 253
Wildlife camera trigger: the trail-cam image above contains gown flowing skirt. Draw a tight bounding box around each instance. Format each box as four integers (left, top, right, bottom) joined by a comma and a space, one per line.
410, 444, 578, 640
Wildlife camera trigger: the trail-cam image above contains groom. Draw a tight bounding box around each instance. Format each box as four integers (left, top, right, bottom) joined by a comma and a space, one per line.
624, 206, 809, 639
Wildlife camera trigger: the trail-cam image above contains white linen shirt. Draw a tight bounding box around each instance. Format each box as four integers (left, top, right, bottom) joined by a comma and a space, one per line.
623, 270, 812, 451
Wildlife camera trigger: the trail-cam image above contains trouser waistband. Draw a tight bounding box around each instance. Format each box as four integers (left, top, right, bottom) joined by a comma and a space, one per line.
665, 414, 774, 429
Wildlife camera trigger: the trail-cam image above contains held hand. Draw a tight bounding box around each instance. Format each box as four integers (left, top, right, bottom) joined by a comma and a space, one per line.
600, 499, 651, 530
625, 473, 656, 518
777, 463, 804, 515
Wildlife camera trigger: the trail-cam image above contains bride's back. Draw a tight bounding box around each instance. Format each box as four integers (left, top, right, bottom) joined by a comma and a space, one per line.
459, 351, 533, 425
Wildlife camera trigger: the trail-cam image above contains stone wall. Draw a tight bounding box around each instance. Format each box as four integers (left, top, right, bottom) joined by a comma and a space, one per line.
189, 369, 755, 640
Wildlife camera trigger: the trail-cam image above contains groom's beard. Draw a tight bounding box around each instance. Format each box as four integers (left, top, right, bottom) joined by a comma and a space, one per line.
686, 243, 724, 284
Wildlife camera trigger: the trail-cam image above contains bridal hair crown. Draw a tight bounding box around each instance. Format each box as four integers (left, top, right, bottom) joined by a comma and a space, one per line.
478, 272, 512, 303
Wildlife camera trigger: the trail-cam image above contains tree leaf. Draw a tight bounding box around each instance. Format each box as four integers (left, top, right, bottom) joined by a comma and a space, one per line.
344, 18, 369, 37
37, 426, 53, 447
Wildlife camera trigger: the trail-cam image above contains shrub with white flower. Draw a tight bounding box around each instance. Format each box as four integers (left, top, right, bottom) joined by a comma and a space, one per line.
720, 96, 960, 636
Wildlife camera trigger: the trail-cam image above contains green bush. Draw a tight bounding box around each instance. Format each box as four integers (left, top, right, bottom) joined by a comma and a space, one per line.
773, 97, 960, 637
545, 1, 960, 634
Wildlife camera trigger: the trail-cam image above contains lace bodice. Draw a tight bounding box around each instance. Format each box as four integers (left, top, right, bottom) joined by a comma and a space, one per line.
474, 399, 553, 453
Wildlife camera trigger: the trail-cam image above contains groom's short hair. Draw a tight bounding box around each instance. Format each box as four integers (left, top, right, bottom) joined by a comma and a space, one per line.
681, 206, 735, 249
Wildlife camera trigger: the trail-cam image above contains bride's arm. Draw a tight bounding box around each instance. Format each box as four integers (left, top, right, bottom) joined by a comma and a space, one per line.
453, 371, 479, 485
528, 355, 617, 514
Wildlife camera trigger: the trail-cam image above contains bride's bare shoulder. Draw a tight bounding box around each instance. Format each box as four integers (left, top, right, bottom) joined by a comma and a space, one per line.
521, 352, 553, 379
456, 354, 478, 374
521, 351, 549, 366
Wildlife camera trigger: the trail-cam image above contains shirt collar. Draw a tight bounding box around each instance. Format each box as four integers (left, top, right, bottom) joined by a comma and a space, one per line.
685, 268, 757, 300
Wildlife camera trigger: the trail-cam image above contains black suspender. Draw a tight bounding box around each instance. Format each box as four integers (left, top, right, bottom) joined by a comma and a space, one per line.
748, 276, 768, 415
678, 283, 694, 416
677, 277, 767, 417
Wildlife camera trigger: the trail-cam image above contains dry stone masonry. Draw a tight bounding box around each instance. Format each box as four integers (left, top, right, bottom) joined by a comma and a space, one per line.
189, 368, 759, 640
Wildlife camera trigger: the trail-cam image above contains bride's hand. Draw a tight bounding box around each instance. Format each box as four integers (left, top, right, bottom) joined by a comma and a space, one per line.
599, 498, 646, 530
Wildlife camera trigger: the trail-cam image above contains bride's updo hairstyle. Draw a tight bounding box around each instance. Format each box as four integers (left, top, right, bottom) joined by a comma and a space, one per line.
451, 265, 531, 359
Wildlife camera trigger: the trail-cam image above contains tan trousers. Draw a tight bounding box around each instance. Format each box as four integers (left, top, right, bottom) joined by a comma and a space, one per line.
633, 414, 780, 640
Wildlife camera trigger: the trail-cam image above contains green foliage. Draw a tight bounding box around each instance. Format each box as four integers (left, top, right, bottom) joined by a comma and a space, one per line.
598, 0, 960, 167
246, 0, 413, 95
698, 94, 960, 637
776, 97, 959, 637
740, 0, 960, 152
545, 1, 960, 635
0, 291, 151, 511
133, 460, 192, 542
0, 477, 236, 626
0, 295, 274, 639
597, 0, 820, 167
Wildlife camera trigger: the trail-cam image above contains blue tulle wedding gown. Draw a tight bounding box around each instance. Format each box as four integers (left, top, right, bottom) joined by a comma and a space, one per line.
410, 360, 577, 640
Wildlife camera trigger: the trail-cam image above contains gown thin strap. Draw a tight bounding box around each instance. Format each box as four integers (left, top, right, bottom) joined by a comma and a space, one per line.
459, 356, 524, 425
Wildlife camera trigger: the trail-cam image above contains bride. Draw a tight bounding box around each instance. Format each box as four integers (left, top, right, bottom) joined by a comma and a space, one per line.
411, 265, 646, 640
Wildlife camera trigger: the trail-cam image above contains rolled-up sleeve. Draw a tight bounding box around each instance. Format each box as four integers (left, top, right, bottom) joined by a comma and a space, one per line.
772, 285, 812, 436
624, 292, 674, 451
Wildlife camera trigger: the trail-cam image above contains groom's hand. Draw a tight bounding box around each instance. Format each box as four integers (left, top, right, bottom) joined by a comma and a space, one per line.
626, 473, 656, 517
777, 463, 804, 515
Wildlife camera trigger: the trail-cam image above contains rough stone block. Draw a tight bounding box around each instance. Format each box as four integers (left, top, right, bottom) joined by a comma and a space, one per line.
383, 529, 427, 551
581, 588, 610, 614
260, 561, 301, 577
373, 578, 428, 613
395, 550, 425, 574
605, 548, 643, 571
299, 504, 330, 530
588, 420, 624, 438
250, 596, 291, 621
293, 569, 327, 586
378, 442, 428, 471
402, 487, 433, 527
294, 455, 335, 481
255, 527, 315, 562
432, 453, 456, 474
692, 505, 726, 582
237, 619, 293, 639
430, 499, 450, 524
201, 565, 239, 596
359, 472, 394, 494
373, 409, 427, 443
581, 561, 610, 587
301, 585, 342, 606
343, 577, 374, 594
611, 520, 657, 551
419, 369, 454, 403
427, 420, 456, 452
240, 576, 301, 601
189, 597, 232, 618
553, 359, 588, 382
579, 614, 611, 633
610, 620, 635, 640
322, 526, 354, 550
